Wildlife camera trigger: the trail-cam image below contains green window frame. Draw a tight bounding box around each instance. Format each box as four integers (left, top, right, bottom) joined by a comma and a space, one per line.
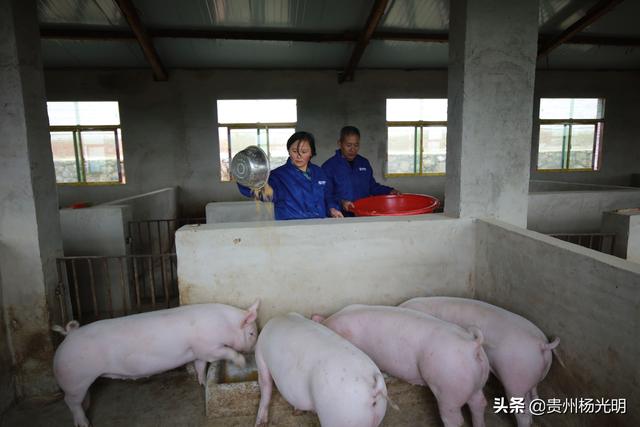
386, 121, 448, 177
537, 98, 605, 172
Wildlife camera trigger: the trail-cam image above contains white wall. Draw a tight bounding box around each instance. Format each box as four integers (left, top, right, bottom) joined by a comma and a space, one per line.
44, 69, 445, 215
475, 219, 640, 426
602, 209, 640, 262
206, 201, 274, 223
59, 206, 131, 256
102, 187, 178, 222
44, 70, 640, 217
59, 206, 132, 315
527, 187, 640, 233
176, 215, 475, 324
531, 71, 640, 186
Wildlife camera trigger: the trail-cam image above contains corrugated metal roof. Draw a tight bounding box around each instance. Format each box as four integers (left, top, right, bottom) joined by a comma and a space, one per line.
37, 0, 640, 71
360, 40, 448, 69
154, 38, 351, 68
38, 0, 126, 26
380, 0, 449, 31
41, 39, 146, 68
539, 44, 640, 70
94, 0, 371, 31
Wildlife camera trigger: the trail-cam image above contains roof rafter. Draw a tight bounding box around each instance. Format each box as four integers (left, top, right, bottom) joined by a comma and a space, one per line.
538, 0, 625, 58
114, 0, 167, 81
339, 0, 390, 83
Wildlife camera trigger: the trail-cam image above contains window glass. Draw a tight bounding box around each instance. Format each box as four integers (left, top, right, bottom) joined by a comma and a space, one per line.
387, 126, 416, 174
81, 131, 120, 182
51, 131, 77, 183
537, 98, 604, 171
539, 98, 603, 120
537, 125, 566, 169
47, 101, 120, 126
386, 99, 447, 176
217, 99, 297, 181
569, 124, 595, 169
422, 126, 447, 174
217, 100, 297, 124
47, 101, 125, 184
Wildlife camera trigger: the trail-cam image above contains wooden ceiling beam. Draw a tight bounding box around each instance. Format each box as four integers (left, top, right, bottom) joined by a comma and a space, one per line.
339, 0, 390, 83
114, 0, 167, 81
538, 0, 625, 58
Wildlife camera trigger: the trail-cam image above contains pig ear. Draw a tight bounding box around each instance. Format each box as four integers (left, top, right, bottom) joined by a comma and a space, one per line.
242, 300, 260, 327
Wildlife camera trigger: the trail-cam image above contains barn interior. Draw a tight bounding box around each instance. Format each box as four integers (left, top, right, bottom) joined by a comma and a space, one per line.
1, 0, 639, 426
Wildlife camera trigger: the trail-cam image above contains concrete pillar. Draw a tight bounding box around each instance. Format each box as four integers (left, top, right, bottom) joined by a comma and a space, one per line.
445, 0, 539, 227
0, 0, 64, 396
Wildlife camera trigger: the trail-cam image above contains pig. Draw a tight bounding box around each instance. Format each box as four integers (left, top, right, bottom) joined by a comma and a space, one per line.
254, 313, 393, 427
314, 305, 490, 427
52, 301, 260, 427
399, 297, 561, 427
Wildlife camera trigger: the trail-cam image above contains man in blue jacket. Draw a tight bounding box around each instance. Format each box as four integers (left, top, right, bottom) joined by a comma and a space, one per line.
322, 126, 399, 214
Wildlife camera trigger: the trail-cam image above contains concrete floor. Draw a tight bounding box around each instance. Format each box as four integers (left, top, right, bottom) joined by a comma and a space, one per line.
0, 369, 521, 427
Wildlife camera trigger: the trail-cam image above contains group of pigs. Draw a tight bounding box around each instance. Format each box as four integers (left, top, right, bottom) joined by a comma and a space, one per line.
52, 296, 560, 427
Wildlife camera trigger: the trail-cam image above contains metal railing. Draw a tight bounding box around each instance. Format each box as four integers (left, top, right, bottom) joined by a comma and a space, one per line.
127, 217, 205, 254
549, 233, 616, 255
55, 253, 178, 325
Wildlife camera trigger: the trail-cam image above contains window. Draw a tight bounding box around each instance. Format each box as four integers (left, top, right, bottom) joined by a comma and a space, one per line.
47, 101, 125, 184
217, 99, 297, 181
537, 98, 605, 171
386, 99, 448, 176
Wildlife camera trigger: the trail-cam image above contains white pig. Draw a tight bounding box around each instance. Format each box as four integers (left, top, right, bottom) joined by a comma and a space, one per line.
53, 301, 259, 427
314, 305, 490, 427
254, 313, 393, 427
399, 297, 560, 427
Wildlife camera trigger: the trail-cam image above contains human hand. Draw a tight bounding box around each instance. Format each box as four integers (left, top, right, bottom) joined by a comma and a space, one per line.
329, 208, 344, 218
390, 189, 401, 195
341, 200, 355, 212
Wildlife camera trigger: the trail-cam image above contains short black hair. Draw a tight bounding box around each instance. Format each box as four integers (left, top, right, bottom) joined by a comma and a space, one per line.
340, 126, 360, 141
287, 131, 316, 157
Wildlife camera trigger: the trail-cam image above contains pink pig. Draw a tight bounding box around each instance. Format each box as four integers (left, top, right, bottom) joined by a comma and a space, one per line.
52, 301, 259, 427
314, 305, 490, 427
399, 297, 561, 427
255, 313, 393, 427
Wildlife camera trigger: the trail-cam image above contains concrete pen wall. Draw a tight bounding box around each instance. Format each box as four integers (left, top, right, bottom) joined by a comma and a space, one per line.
527, 187, 640, 233
475, 218, 640, 426
176, 214, 475, 324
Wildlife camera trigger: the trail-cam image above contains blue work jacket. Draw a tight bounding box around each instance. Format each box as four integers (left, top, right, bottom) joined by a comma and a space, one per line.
322, 149, 393, 203
238, 158, 339, 220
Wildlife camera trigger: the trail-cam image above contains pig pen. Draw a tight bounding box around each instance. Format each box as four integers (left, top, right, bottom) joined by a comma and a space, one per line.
176, 214, 640, 426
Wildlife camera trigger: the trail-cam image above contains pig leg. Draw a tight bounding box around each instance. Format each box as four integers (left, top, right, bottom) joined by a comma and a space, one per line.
82, 391, 90, 411
504, 386, 532, 427
62, 382, 93, 427
255, 351, 273, 427
466, 390, 487, 427
194, 360, 207, 385
436, 399, 464, 427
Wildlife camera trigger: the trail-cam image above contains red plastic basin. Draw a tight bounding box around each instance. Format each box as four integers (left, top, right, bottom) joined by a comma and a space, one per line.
351, 194, 440, 216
